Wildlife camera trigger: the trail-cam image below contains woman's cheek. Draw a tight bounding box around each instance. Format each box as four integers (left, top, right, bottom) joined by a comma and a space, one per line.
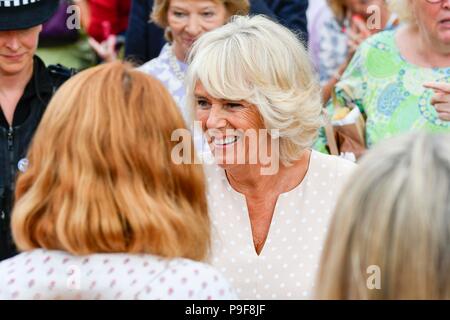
196, 110, 209, 130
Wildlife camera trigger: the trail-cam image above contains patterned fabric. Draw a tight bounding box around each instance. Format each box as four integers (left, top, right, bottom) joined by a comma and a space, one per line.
307, 0, 332, 71
138, 44, 189, 122
315, 30, 450, 153
0, 249, 237, 300
318, 17, 348, 85
206, 150, 355, 299
318, 16, 399, 86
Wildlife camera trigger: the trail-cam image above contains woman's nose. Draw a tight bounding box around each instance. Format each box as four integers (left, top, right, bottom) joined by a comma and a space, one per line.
185, 16, 203, 37
5, 34, 20, 51
206, 106, 227, 129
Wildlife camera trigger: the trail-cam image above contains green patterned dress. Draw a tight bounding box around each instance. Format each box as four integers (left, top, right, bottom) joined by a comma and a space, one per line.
315, 30, 450, 154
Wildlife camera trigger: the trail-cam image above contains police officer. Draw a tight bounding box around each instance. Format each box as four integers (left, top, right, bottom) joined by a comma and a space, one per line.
0, 0, 74, 260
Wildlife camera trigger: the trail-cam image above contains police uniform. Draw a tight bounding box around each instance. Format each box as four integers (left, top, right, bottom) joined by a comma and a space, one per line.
0, 0, 72, 260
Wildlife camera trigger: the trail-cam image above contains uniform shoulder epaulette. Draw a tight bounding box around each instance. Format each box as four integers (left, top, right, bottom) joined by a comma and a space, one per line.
47, 64, 77, 92
48, 64, 78, 79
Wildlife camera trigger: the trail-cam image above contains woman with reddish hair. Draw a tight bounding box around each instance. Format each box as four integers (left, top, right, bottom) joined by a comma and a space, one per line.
0, 62, 235, 300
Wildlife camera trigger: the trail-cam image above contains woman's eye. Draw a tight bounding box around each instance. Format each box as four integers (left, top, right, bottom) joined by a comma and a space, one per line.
202, 11, 215, 18
226, 103, 243, 109
197, 99, 210, 109
173, 11, 186, 18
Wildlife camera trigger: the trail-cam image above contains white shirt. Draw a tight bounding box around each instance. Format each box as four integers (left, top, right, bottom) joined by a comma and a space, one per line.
206, 150, 355, 299
0, 249, 237, 300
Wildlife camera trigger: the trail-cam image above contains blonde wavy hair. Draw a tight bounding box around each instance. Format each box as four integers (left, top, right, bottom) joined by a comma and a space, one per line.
12, 62, 210, 261
316, 132, 450, 299
186, 15, 323, 165
151, 0, 250, 41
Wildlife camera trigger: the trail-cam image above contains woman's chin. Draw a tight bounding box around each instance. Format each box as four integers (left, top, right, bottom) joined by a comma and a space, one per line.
212, 153, 242, 169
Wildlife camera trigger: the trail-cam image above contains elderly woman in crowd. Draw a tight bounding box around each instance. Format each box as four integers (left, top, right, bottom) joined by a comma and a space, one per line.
316, 0, 450, 154
138, 0, 249, 124
185, 15, 356, 299
0, 62, 235, 300
316, 132, 450, 299
126, 0, 309, 64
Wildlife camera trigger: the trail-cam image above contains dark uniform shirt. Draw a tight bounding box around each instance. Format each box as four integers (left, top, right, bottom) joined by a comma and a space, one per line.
0, 56, 72, 261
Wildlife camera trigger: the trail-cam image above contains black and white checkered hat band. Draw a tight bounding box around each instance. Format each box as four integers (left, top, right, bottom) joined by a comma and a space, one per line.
0, 0, 41, 7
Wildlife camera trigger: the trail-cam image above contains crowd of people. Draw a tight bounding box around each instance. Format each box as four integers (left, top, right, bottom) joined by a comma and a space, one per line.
0, 0, 449, 300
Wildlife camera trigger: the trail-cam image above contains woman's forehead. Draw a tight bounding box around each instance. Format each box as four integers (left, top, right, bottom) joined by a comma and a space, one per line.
194, 81, 249, 103
169, 0, 224, 10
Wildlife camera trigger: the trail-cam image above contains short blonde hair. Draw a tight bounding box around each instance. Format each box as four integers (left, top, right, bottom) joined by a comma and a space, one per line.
387, 0, 414, 24
151, 0, 250, 29
316, 132, 450, 299
12, 62, 210, 261
186, 15, 323, 165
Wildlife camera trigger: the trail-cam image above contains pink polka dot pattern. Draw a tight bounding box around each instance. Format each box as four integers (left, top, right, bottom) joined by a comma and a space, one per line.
0, 250, 237, 300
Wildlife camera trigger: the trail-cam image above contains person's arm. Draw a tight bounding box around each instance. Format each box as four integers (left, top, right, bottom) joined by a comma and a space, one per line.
321, 54, 353, 104
321, 15, 372, 104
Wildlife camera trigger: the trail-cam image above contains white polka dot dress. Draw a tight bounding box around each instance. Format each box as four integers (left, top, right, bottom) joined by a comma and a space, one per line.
0, 249, 237, 300
205, 150, 355, 299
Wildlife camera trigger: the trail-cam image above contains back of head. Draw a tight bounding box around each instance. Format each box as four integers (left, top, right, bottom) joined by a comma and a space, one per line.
12, 62, 210, 261
316, 132, 450, 299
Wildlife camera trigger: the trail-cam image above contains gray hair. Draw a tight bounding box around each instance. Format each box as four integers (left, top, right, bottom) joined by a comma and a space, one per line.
316, 132, 450, 299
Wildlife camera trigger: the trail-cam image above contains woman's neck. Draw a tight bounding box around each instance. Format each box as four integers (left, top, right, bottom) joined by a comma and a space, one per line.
415, 26, 450, 67
397, 25, 450, 68
225, 150, 311, 198
172, 42, 187, 62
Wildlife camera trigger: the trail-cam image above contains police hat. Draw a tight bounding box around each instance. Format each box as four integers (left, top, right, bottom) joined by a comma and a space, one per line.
0, 0, 60, 31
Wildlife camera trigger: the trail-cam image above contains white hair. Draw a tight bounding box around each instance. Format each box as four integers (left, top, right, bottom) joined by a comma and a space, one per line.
186, 15, 323, 165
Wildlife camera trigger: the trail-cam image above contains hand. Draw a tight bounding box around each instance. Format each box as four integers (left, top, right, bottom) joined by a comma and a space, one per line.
88, 35, 118, 63
424, 82, 450, 122
347, 14, 372, 56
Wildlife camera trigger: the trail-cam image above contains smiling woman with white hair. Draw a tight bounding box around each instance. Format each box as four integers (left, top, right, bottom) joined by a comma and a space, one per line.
186, 15, 356, 299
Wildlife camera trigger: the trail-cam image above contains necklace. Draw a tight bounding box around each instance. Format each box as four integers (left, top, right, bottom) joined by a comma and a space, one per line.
168, 45, 186, 82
